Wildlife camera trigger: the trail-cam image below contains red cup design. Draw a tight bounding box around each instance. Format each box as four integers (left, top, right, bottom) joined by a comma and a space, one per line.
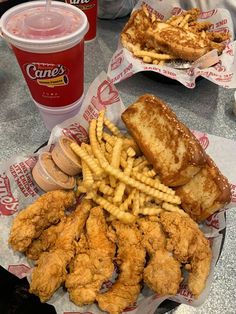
66, 0, 97, 41
12, 41, 84, 107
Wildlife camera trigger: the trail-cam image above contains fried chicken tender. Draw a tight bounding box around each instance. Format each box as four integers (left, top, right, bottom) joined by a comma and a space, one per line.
160, 211, 212, 297
137, 217, 166, 255
96, 221, 146, 314
138, 217, 182, 296
66, 207, 115, 306
144, 249, 182, 295
29, 200, 91, 302
9, 190, 76, 252
26, 216, 67, 260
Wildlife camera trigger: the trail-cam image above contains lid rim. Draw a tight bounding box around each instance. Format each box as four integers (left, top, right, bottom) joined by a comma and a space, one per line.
1, 1, 88, 46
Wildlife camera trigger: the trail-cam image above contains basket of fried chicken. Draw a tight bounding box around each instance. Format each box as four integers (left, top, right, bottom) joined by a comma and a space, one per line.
6, 88, 232, 314
108, 0, 236, 88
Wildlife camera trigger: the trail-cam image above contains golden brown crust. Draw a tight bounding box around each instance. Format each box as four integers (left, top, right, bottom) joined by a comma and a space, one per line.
176, 154, 231, 222
122, 94, 206, 186
146, 23, 210, 61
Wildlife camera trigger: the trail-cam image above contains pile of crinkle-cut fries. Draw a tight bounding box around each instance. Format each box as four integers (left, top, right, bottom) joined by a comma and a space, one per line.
71, 109, 183, 222
121, 4, 230, 65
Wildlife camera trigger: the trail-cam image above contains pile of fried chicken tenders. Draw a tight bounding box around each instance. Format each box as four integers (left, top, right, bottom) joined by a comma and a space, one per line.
8, 94, 231, 314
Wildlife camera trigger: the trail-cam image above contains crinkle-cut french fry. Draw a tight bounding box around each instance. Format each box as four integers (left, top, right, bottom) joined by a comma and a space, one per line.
97, 109, 106, 143
139, 192, 146, 207
106, 196, 114, 203
166, 15, 176, 24
142, 166, 150, 173
132, 160, 149, 172
162, 202, 188, 216
139, 207, 163, 215
113, 157, 134, 204
104, 117, 122, 137
89, 119, 108, 167
70, 142, 103, 177
132, 190, 140, 216
153, 60, 159, 65
126, 147, 136, 157
96, 181, 114, 196
106, 214, 117, 222
170, 15, 184, 26
101, 163, 181, 204
104, 151, 112, 163
132, 172, 175, 195
121, 150, 127, 161
82, 143, 102, 169
133, 50, 176, 60
77, 185, 88, 194
122, 137, 141, 155
120, 157, 127, 169
179, 14, 190, 28
184, 23, 189, 30
119, 189, 136, 211
144, 169, 157, 178
110, 138, 123, 188
105, 141, 113, 153
143, 56, 152, 63
133, 156, 146, 167
85, 189, 97, 200
103, 132, 115, 145
100, 142, 106, 153
93, 195, 136, 224
81, 159, 94, 188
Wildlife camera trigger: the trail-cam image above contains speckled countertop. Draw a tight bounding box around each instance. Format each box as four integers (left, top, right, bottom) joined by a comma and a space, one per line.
0, 16, 236, 314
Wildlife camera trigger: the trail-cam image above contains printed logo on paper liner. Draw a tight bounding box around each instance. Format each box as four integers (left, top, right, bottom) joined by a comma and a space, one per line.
206, 212, 220, 229
123, 302, 138, 312
111, 51, 124, 71
191, 131, 209, 150
8, 264, 31, 279
178, 283, 194, 303
0, 173, 19, 216
63, 123, 89, 144
25, 62, 69, 88
83, 80, 120, 121
230, 183, 236, 202
200, 9, 217, 19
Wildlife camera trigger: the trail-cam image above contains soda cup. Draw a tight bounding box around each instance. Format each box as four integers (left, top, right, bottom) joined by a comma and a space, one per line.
0, 1, 88, 130
65, 0, 97, 41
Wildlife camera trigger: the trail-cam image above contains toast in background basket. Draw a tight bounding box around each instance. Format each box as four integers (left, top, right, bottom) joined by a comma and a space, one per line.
121, 94, 231, 221
121, 5, 230, 65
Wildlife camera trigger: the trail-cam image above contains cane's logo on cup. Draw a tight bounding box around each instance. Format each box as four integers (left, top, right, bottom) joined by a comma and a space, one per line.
66, 0, 95, 10
24, 62, 69, 88
0, 173, 19, 216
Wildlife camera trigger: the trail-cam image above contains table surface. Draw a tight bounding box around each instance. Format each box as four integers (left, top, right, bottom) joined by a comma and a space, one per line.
1, 16, 236, 314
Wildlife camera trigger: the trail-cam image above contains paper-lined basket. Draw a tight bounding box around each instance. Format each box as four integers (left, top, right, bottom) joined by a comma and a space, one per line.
107, 0, 236, 89
0, 72, 236, 314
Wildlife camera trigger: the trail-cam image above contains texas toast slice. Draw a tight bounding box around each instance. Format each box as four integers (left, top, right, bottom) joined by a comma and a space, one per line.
175, 155, 231, 222
121, 94, 206, 187
146, 22, 211, 61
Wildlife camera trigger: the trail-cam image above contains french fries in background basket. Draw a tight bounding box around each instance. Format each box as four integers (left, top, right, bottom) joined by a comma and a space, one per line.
71, 109, 185, 224
121, 4, 230, 65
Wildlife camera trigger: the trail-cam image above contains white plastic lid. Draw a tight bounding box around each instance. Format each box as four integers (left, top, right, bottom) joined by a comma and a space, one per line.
0, 1, 88, 53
